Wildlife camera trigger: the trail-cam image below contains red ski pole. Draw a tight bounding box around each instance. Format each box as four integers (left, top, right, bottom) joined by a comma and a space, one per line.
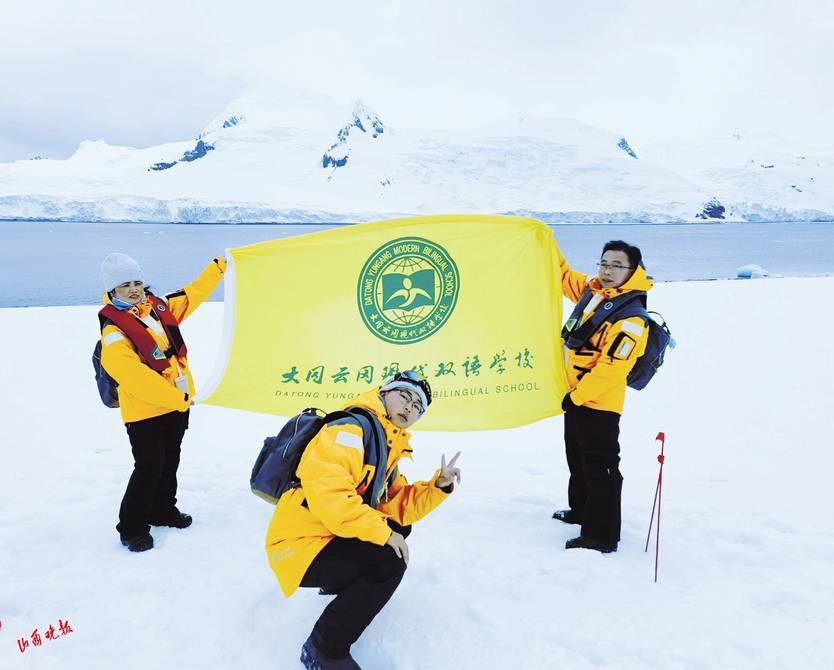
644, 432, 666, 582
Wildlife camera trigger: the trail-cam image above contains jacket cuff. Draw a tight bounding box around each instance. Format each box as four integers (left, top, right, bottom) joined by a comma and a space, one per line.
369, 524, 393, 546
431, 469, 454, 495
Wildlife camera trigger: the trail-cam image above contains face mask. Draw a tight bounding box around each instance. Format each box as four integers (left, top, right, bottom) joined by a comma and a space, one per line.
111, 295, 136, 311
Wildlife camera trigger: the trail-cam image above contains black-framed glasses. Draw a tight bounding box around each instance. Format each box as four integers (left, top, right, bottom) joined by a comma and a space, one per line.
383, 369, 432, 407
597, 262, 633, 272
396, 388, 425, 416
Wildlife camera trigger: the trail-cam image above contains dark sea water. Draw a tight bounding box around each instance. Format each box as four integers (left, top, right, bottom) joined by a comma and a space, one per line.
2, 220, 833, 307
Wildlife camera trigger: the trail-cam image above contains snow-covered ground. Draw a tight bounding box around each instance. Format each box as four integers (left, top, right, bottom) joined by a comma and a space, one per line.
1, 92, 832, 224
2, 277, 833, 669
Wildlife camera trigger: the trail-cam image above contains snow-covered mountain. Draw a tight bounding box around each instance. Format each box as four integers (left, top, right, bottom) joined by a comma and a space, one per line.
1, 92, 831, 223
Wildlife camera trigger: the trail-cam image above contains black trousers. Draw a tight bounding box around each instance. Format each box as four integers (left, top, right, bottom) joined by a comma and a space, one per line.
117, 410, 189, 540
300, 521, 411, 657
564, 404, 622, 544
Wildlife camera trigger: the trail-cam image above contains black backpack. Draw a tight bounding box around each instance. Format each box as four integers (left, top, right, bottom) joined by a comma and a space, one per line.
251, 406, 390, 505
626, 311, 674, 390
92, 341, 120, 408
562, 288, 675, 390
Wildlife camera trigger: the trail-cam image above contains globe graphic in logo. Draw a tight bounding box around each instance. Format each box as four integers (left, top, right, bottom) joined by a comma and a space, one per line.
378, 257, 438, 325
358, 237, 459, 344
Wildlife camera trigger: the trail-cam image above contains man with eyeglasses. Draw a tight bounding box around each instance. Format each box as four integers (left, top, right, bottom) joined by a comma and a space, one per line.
265, 370, 461, 670
552, 240, 653, 554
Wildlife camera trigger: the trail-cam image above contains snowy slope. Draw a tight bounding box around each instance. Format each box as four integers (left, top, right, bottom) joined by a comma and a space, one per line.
2, 278, 833, 669
643, 132, 834, 222
1, 92, 832, 223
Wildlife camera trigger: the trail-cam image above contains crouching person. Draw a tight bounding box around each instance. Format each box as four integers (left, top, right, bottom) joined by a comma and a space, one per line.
265, 371, 461, 670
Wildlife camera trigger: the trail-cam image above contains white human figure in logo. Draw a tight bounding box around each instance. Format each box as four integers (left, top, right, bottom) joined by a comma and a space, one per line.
385, 276, 432, 308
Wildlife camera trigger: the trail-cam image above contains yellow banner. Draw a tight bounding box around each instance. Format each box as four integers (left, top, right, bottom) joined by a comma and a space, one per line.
200, 214, 568, 430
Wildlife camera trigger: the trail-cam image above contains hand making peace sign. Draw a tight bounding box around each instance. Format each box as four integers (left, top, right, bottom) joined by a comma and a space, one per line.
436, 451, 462, 489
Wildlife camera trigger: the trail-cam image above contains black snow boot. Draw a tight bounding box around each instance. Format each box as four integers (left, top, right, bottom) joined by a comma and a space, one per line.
552, 509, 582, 525
300, 637, 361, 670
150, 512, 192, 529
565, 535, 617, 553
121, 533, 154, 552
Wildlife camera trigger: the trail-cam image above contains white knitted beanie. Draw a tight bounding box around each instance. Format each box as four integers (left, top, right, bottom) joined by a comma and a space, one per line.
101, 253, 144, 291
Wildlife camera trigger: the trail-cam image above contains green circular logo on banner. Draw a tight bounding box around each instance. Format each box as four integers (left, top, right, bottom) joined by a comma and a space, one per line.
357, 237, 460, 344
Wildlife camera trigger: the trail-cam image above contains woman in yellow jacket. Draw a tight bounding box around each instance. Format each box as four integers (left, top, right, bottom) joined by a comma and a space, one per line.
266, 371, 461, 670
553, 240, 652, 554
99, 252, 225, 552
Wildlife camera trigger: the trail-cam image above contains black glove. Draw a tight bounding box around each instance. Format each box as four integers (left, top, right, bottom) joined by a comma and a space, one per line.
561, 393, 577, 412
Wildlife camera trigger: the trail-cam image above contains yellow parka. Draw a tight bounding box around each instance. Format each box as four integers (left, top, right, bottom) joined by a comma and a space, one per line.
100, 258, 225, 424
266, 389, 452, 597
560, 254, 653, 415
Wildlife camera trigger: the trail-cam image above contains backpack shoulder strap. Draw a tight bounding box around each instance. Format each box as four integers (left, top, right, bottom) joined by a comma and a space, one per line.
344, 406, 389, 506
608, 299, 650, 325
322, 408, 383, 469
318, 406, 390, 506
321, 410, 353, 424
563, 290, 648, 350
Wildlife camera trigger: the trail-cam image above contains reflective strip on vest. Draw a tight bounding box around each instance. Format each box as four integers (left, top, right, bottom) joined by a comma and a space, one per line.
103, 332, 125, 347
139, 314, 164, 335
334, 430, 364, 452
621, 320, 644, 337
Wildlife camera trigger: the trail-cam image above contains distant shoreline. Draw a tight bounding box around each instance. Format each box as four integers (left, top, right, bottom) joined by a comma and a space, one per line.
5, 220, 834, 308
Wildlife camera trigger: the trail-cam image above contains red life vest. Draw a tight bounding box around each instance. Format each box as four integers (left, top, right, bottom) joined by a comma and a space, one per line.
98, 294, 188, 373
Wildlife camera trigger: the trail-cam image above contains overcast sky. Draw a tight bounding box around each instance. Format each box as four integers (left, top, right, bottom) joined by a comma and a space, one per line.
1, 0, 832, 161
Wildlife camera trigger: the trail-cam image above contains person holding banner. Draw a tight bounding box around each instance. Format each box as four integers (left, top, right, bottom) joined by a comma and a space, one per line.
265, 371, 461, 670
553, 241, 652, 553
98, 253, 226, 553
